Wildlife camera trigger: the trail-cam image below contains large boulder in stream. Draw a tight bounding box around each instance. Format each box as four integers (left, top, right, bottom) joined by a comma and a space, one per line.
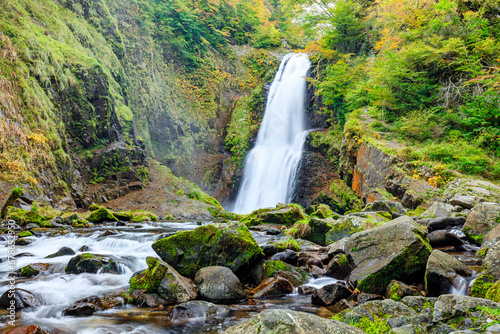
241, 204, 306, 226
223, 309, 365, 334
425, 250, 472, 296
325, 212, 390, 245
129, 257, 197, 305
152, 223, 263, 279
346, 216, 432, 294
65, 253, 120, 274
194, 266, 246, 301
169, 301, 229, 321
463, 203, 500, 245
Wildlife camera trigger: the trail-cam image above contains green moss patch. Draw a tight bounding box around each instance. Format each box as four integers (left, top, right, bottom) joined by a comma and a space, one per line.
152, 223, 263, 279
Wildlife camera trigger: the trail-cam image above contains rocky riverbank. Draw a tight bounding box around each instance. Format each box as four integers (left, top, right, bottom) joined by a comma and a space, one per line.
1, 182, 500, 333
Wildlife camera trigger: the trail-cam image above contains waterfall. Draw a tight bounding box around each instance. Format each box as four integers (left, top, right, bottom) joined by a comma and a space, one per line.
232, 53, 311, 214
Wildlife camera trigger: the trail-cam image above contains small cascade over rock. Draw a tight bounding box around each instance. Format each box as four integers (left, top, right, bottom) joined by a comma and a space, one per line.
232, 53, 311, 214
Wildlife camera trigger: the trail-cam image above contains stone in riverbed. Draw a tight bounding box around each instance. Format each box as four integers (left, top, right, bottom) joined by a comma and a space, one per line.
0, 288, 40, 309
427, 230, 465, 250
425, 250, 472, 296
252, 276, 293, 298
129, 257, 196, 305
346, 216, 432, 295
270, 249, 298, 266
169, 301, 228, 321
152, 223, 263, 279
46, 246, 75, 258
241, 204, 307, 226
194, 266, 246, 301
325, 253, 351, 279
463, 203, 500, 245
87, 207, 118, 224
223, 309, 365, 334
419, 202, 454, 219
311, 283, 351, 306
62, 293, 126, 316
65, 253, 120, 274
62, 302, 96, 316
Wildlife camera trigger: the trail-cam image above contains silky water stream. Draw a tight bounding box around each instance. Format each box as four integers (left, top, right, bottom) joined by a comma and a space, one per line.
0, 222, 337, 333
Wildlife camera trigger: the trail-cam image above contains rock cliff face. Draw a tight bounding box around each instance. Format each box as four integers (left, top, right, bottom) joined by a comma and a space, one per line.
0, 0, 279, 209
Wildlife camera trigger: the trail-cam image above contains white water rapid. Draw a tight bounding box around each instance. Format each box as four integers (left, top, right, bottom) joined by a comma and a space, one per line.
232, 53, 311, 214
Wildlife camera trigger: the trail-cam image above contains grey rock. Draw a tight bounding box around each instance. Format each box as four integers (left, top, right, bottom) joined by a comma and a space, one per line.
463, 203, 500, 245
450, 195, 477, 209
400, 296, 437, 313
425, 250, 472, 296
433, 294, 500, 323
420, 202, 454, 219
223, 309, 365, 334
346, 216, 432, 294
311, 283, 351, 306
483, 241, 500, 279
194, 266, 246, 301
327, 237, 349, 257
387, 324, 426, 334
486, 324, 500, 333
169, 301, 228, 321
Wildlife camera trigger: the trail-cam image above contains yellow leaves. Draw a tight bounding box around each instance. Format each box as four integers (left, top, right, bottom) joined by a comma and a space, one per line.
27, 133, 48, 145
299, 40, 337, 60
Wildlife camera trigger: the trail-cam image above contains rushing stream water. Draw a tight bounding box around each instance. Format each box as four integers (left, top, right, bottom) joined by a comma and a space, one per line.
0, 222, 337, 333
232, 53, 311, 214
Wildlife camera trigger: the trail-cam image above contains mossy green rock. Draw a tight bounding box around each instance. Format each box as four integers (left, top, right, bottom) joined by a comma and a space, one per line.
129, 257, 197, 304
223, 309, 365, 334
483, 240, 500, 279
471, 274, 496, 298
18, 231, 33, 238
242, 204, 306, 227
307, 204, 335, 219
113, 212, 133, 221
485, 280, 500, 303
325, 212, 389, 246
463, 203, 500, 245
305, 217, 335, 246
346, 216, 432, 294
20, 264, 39, 277
65, 253, 119, 274
87, 208, 118, 224
250, 259, 309, 287
152, 223, 264, 279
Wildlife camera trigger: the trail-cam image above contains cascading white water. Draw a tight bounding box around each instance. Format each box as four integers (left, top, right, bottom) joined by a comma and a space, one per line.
232, 53, 311, 214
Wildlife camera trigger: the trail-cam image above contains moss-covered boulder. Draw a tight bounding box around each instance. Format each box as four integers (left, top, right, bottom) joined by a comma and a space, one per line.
306, 204, 335, 219
463, 203, 500, 245
87, 208, 118, 224
65, 253, 120, 274
223, 309, 365, 334
113, 211, 133, 221
0, 187, 34, 219
346, 216, 432, 294
325, 212, 390, 246
425, 250, 472, 296
362, 200, 407, 216
19, 264, 39, 277
305, 217, 335, 246
485, 280, 500, 303
471, 274, 497, 299
248, 259, 309, 287
18, 231, 33, 238
130, 257, 197, 305
152, 223, 263, 279
242, 204, 306, 227
483, 240, 500, 279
